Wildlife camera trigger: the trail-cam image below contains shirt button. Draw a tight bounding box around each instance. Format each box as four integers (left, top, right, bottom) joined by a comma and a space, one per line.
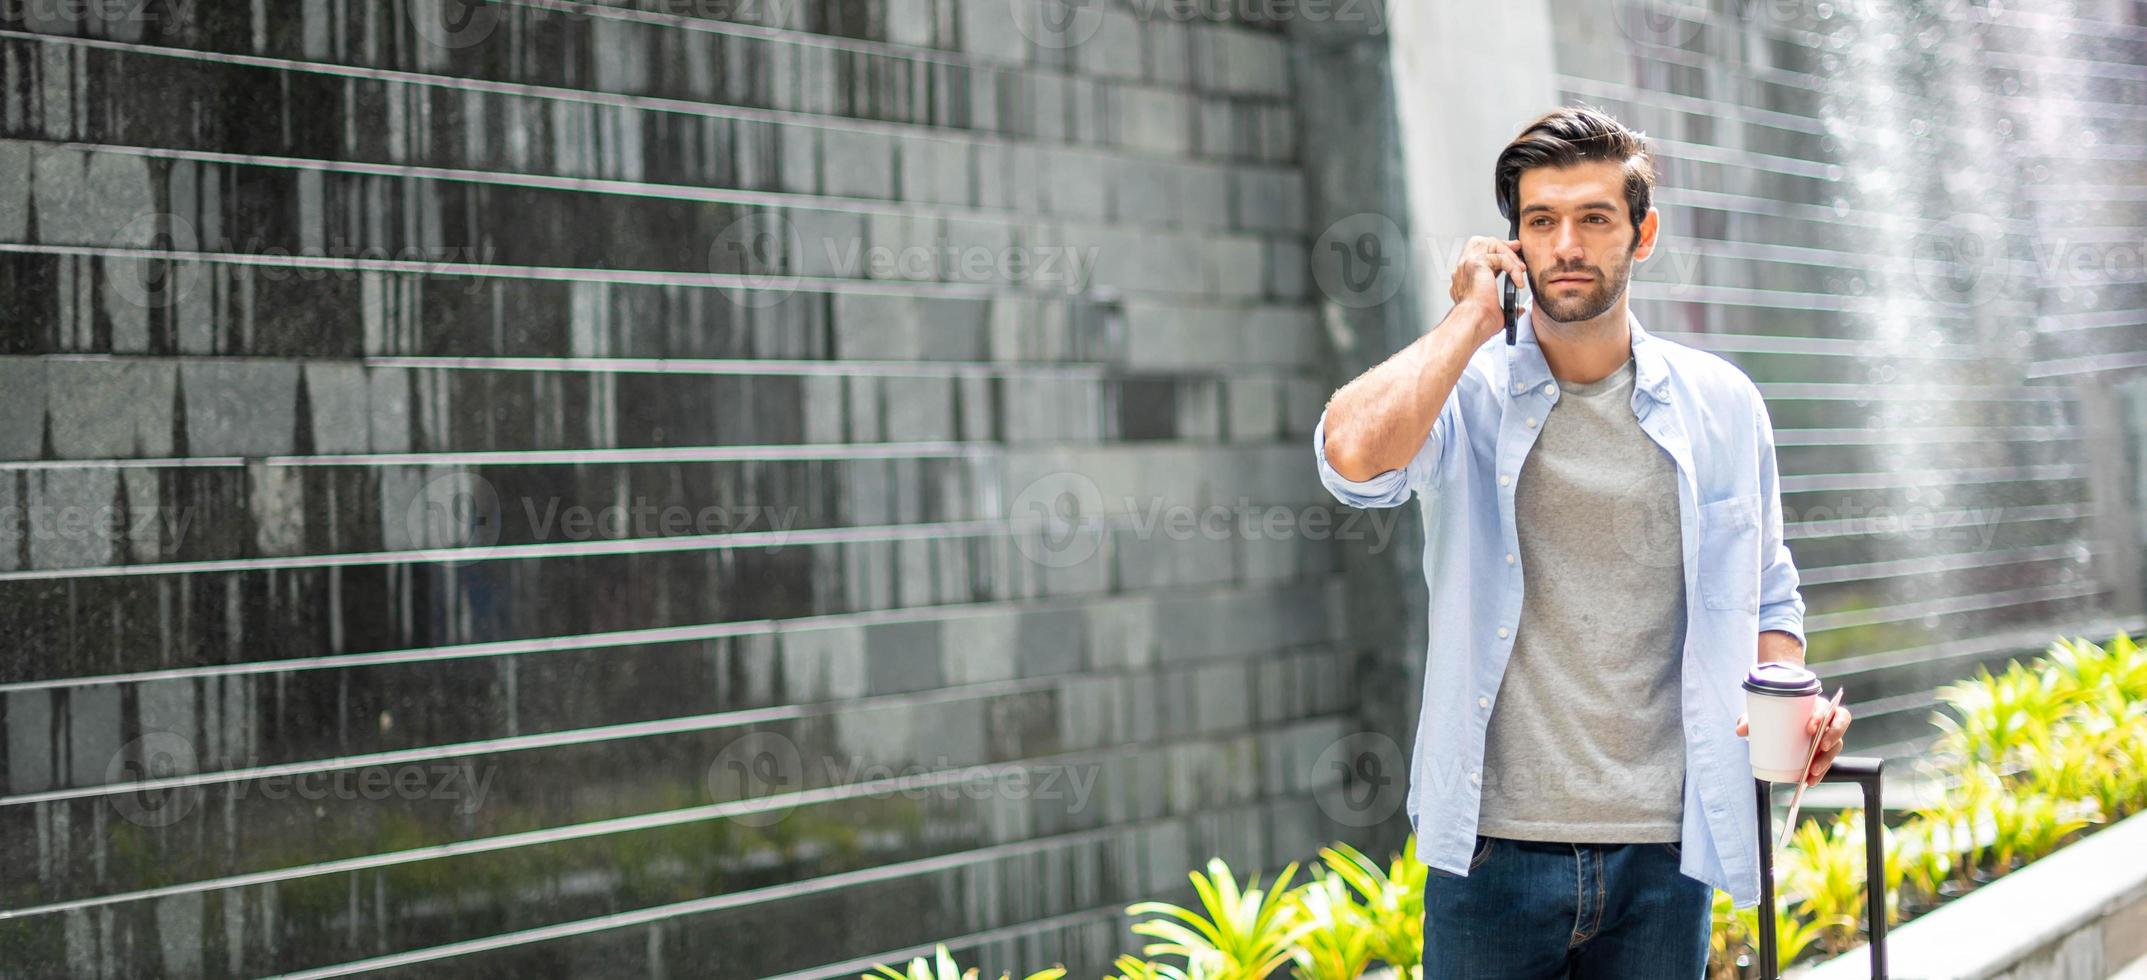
1478, 696, 1490, 708
1525, 417, 1537, 428
1505, 552, 1516, 564
1542, 383, 1554, 395
1498, 474, 1511, 486
1497, 627, 1510, 638
1469, 771, 1481, 785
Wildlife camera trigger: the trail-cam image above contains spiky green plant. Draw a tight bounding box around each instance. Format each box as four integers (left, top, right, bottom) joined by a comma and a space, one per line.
1104, 955, 1174, 980
1982, 792, 2093, 872
1315, 838, 1426, 969
1783, 817, 1867, 955
1128, 858, 1310, 980
1289, 875, 1377, 980
1711, 885, 1842, 978
1707, 888, 1749, 980
862, 945, 1066, 980
2042, 633, 2147, 710
1933, 661, 2067, 769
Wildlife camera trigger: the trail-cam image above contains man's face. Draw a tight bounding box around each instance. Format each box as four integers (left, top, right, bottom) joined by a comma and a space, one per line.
1515, 161, 1658, 324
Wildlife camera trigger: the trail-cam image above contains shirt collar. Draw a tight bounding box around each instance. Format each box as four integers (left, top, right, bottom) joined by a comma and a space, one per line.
1504, 307, 1674, 403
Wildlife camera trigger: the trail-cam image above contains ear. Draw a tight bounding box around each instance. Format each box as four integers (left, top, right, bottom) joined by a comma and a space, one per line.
1631, 206, 1661, 263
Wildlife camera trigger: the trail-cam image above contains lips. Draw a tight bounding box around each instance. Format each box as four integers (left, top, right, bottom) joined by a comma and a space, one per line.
1548, 275, 1592, 285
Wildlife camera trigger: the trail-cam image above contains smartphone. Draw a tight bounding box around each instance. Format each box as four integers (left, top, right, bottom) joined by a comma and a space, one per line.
1502, 215, 1520, 345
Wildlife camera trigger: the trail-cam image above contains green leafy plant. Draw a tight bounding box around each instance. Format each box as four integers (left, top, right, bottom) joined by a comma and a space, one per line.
1982, 791, 2092, 872
2042, 633, 2147, 710
1706, 888, 1747, 980
2019, 728, 2100, 803
1711, 885, 1842, 978
1289, 875, 1377, 980
1783, 815, 1867, 955
1919, 762, 2008, 886
1315, 838, 1426, 969
1900, 806, 1962, 903
2090, 714, 2147, 819
1104, 955, 1171, 980
1741, 901, 1843, 976
1128, 858, 1310, 980
1884, 817, 1943, 924
863, 945, 1067, 980
1933, 661, 2068, 770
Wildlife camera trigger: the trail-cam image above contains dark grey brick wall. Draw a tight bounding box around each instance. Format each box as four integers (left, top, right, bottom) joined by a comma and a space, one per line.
0, 3, 1363, 976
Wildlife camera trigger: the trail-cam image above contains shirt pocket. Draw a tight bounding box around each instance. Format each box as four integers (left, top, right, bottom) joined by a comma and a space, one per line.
1698, 492, 1762, 612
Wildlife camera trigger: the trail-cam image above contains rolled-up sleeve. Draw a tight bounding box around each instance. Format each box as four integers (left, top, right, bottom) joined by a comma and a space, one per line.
1753, 394, 1807, 646
1314, 405, 1444, 509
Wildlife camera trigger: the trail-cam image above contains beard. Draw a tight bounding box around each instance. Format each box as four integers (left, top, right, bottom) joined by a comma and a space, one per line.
1528, 242, 1635, 324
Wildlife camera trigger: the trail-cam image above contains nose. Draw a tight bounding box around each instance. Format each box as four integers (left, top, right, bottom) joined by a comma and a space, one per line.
1553, 219, 1587, 264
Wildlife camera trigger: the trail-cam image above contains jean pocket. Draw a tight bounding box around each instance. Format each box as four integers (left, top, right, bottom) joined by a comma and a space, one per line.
1659, 840, 1683, 860
1468, 835, 1497, 871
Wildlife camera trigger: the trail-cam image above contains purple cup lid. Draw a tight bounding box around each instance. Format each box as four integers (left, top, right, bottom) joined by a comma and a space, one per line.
1743, 662, 1820, 697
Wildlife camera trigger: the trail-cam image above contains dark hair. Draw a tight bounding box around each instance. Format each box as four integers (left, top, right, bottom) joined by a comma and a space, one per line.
1494, 105, 1657, 239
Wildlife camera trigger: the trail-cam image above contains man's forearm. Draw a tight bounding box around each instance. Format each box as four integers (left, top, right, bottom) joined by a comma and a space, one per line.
1759, 629, 1805, 667
1322, 301, 1498, 482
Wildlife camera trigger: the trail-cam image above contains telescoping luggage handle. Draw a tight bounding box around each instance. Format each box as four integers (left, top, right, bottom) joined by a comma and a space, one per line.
1754, 756, 1887, 980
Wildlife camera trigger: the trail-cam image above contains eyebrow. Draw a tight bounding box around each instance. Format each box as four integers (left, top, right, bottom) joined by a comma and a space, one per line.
1519, 201, 1621, 216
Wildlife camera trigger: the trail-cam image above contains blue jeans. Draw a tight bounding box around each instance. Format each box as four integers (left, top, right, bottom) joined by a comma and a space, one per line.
1422, 835, 1712, 979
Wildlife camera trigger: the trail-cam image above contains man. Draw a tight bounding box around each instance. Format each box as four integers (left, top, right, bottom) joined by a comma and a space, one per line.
1314, 106, 1853, 977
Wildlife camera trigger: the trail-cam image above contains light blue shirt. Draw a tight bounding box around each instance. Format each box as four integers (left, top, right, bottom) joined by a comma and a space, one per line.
1313, 309, 1805, 908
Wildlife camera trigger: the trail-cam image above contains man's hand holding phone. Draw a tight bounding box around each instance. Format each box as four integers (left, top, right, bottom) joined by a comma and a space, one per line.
1321, 235, 1524, 483
1448, 236, 1528, 348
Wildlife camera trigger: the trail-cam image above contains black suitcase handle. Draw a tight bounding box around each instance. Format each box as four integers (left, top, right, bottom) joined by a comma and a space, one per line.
1754, 756, 1886, 980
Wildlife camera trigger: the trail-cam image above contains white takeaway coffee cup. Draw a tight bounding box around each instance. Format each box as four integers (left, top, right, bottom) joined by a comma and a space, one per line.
1743, 662, 1822, 782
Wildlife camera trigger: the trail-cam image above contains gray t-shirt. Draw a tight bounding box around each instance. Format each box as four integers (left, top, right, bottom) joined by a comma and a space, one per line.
1475, 355, 1688, 843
